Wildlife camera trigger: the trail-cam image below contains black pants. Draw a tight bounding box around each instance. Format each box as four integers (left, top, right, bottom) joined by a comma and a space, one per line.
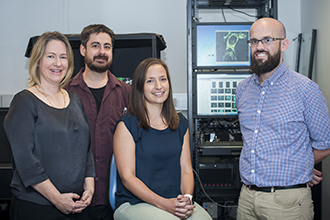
10, 195, 89, 220
86, 205, 114, 220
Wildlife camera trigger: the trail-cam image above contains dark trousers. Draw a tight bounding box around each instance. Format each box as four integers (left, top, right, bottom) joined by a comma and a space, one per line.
10, 195, 89, 220
86, 205, 114, 220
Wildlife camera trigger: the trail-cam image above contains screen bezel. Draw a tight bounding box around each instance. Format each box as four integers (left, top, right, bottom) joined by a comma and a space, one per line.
193, 22, 252, 70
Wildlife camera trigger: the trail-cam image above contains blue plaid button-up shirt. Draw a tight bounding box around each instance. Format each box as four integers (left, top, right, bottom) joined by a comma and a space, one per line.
236, 61, 330, 187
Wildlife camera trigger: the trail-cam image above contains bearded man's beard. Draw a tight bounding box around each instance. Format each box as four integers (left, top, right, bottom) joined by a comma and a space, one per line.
251, 46, 281, 76
85, 54, 112, 73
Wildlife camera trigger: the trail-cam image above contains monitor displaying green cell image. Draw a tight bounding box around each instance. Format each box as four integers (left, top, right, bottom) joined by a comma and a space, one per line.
194, 22, 252, 69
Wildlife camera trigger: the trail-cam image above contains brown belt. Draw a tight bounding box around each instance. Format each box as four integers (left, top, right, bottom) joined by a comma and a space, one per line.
246, 183, 308, 192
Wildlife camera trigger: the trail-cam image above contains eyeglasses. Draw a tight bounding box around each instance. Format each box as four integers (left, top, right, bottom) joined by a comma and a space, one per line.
247, 37, 285, 47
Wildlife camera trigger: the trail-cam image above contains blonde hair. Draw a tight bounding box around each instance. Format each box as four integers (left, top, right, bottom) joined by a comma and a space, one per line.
27, 31, 74, 87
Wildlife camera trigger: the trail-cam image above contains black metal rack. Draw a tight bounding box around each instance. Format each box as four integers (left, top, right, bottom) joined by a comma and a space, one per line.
186, 1, 277, 219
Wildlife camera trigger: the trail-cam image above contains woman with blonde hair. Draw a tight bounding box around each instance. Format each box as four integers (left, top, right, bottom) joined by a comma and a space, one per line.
4, 31, 95, 220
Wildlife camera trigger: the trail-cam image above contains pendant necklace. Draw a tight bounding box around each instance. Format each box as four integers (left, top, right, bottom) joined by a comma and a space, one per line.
36, 86, 66, 108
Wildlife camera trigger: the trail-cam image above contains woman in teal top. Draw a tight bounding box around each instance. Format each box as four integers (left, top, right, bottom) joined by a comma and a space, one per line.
113, 58, 211, 220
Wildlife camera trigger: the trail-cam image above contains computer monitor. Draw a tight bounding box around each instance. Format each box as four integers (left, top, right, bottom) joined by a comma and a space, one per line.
193, 73, 252, 118
193, 22, 252, 69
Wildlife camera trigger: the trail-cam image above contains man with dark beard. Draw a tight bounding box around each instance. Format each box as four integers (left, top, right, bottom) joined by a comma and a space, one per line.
65, 24, 130, 220
235, 18, 330, 220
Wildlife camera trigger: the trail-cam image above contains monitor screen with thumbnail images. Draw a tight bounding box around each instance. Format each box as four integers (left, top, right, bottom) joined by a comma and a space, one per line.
194, 73, 252, 117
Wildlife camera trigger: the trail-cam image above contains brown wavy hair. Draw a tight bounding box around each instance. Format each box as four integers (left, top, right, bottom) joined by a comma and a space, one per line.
80, 24, 115, 49
128, 58, 179, 130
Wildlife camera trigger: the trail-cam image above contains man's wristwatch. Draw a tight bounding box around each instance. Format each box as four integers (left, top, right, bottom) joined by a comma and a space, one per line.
184, 194, 194, 205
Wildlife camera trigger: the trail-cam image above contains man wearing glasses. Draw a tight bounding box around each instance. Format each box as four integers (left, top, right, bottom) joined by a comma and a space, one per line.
236, 17, 330, 219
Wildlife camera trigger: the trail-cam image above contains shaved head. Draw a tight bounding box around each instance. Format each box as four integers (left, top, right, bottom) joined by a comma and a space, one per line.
251, 17, 286, 38
249, 18, 289, 78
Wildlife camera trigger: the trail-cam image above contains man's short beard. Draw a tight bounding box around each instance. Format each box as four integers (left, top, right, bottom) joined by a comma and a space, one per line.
85, 55, 112, 73
251, 45, 281, 76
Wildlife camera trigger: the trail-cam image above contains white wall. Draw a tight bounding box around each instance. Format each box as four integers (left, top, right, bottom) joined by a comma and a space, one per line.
278, 0, 301, 70
0, 0, 187, 96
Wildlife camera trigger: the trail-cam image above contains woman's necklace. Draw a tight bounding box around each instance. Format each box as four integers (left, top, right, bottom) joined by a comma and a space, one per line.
36, 86, 66, 108
152, 122, 161, 129
150, 118, 165, 129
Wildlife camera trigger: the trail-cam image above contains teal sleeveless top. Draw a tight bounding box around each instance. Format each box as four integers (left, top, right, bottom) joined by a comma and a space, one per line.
115, 113, 188, 209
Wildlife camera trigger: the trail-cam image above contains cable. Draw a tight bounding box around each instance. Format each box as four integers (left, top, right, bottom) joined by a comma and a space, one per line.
221, 9, 227, 22
193, 169, 238, 208
228, 6, 257, 18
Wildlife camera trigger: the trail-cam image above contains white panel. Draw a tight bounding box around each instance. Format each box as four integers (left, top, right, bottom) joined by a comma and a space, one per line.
173, 93, 187, 111
1, 95, 14, 108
